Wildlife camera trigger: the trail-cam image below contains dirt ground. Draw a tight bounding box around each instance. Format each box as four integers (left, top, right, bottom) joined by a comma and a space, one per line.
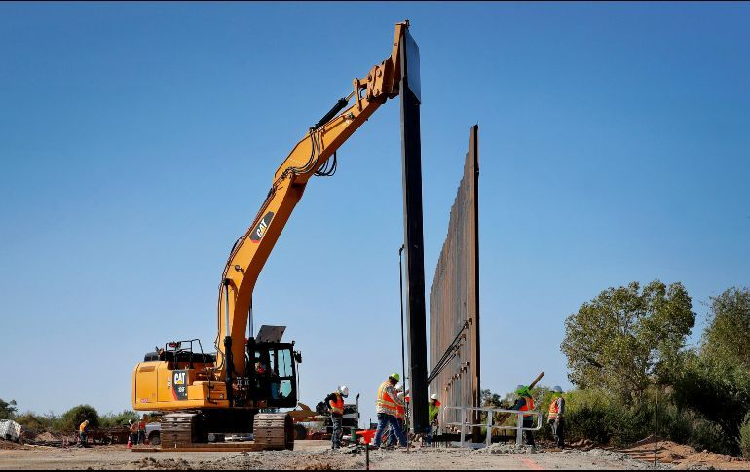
618, 435, 750, 470
1, 439, 749, 470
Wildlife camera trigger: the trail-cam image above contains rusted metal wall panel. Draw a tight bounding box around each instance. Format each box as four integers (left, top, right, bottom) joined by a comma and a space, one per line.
429, 125, 479, 426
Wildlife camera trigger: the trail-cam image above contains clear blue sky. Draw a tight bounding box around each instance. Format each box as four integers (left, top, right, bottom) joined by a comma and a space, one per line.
1, 2, 749, 425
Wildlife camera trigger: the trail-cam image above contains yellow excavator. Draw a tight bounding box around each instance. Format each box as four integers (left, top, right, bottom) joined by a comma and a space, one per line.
131, 21, 419, 450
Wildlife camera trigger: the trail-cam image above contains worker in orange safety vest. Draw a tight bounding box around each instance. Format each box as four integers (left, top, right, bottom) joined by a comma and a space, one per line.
512, 385, 536, 447
324, 385, 349, 449
385, 383, 408, 447
547, 386, 566, 448
374, 373, 407, 448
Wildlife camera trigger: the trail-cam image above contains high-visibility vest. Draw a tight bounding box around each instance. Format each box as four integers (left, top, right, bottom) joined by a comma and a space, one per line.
395, 402, 405, 420
519, 396, 535, 418
79, 422, 87, 433
376, 381, 398, 415
429, 403, 440, 423
548, 398, 559, 420
329, 393, 345, 415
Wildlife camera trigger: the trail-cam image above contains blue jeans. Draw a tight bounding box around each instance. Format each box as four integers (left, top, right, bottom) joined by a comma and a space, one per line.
331, 415, 343, 448
385, 419, 405, 446
374, 413, 406, 447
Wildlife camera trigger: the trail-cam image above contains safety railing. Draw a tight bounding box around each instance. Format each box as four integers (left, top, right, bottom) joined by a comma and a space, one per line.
441, 406, 544, 448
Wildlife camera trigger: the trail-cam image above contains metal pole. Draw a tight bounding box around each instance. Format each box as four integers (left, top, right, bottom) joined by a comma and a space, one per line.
399, 25, 429, 437
460, 409, 466, 448
399, 244, 410, 453
398, 245, 406, 388
516, 413, 523, 447
654, 387, 658, 466
486, 408, 492, 447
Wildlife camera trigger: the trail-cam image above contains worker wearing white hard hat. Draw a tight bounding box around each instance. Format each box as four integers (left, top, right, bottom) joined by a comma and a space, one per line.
425, 393, 441, 446
548, 385, 566, 448
325, 385, 348, 449
384, 391, 409, 448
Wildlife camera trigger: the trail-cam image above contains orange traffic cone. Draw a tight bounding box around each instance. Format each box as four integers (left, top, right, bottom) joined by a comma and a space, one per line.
127, 436, 132, 449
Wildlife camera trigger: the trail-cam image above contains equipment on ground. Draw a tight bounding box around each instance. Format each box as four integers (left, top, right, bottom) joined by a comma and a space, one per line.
131, 21, 417, 451
0, 420, 22, 443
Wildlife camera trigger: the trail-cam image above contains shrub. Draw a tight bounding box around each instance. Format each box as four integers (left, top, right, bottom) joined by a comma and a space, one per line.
100, 411, 139, 428
673, 353, 750, 455
59, 405, 99, 432
564, 389, 614, 445
740, 413, 750, 459
15, 412, 57, 433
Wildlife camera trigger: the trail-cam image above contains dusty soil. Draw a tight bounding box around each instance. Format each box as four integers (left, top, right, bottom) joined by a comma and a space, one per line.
1, 439, 749, 470
617, 435, 750, 470
0, 441, 28, 451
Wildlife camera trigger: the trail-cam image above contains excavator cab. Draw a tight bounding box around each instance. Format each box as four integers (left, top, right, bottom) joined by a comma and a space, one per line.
247, 341, 299, 409
244, 324, 300, 409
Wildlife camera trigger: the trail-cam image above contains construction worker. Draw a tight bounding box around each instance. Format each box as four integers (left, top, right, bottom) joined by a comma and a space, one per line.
78, 420, 89, 447
138, 415, 147, 445
374, 373, 407, 448
324, 385, 349, 450
386, 389, 407, 447
547, 386, 566, 448
426, 393, 441, 446
129, 419, 138, 446
512, 385, 536, 447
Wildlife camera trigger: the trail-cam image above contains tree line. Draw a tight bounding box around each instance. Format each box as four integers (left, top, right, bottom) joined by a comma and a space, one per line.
484, 282, 750, 457
0, 401, 139, 434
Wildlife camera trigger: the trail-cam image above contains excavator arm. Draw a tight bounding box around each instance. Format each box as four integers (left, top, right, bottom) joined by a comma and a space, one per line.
214, 21, 412, 392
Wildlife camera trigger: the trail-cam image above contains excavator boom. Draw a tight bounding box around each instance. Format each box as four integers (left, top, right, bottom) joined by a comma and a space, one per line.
215, 21, 411, 386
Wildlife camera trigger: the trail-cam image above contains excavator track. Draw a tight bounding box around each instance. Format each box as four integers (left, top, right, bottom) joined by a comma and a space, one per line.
151, 412, 293, 452
253, 413, 294, 451
160, 413, 198, 448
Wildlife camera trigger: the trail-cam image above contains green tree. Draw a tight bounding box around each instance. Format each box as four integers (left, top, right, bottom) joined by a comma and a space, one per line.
701, 287, 750, 369
480, 389, 503, 408
59, 405, 100, 432
0, 399, 18, 420
561, 280, 694, 402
